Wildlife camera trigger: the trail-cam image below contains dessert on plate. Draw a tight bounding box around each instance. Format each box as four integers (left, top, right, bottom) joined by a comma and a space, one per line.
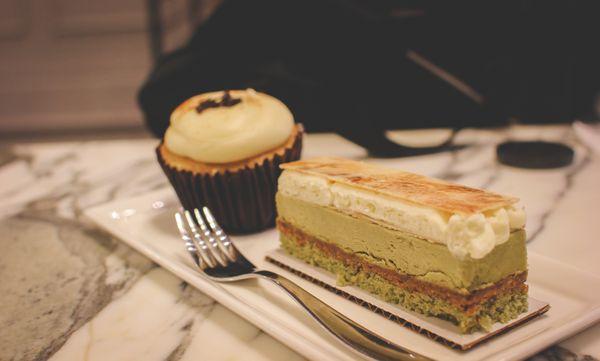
157, 89, 303, 233
275, 157, 528, 333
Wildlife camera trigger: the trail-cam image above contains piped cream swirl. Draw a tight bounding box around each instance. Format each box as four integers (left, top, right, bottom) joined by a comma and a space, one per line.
164, 89, 294, 163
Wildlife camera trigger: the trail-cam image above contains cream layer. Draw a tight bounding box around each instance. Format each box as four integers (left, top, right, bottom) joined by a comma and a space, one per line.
278, 170, 526, 259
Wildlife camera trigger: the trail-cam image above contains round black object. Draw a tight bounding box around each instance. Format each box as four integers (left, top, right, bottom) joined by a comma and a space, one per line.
496, 141, 574, 169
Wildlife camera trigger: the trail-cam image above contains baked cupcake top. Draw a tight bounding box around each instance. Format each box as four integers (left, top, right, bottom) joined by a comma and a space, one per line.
164, 89, 294, 163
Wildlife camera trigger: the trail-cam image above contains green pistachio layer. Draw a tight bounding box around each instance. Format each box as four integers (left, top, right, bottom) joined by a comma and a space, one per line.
280, 232, 528, 333
276, 194, 527, 293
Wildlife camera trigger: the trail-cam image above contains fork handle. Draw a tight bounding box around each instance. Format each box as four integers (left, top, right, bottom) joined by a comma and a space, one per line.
254, 270, 431, 361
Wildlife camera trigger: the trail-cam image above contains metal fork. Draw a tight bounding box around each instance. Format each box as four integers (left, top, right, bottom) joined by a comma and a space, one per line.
176, 207, 431, 361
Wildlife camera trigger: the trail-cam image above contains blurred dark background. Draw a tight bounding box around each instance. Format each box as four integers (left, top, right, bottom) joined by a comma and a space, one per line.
1, 0, 598, 139
140, 0, 600, 139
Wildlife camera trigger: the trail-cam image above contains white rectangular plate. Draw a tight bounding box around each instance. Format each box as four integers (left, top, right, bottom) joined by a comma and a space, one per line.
84, 188, 600, 361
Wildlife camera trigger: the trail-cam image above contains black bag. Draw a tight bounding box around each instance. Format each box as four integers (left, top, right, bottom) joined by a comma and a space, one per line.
139, 0, 599, 154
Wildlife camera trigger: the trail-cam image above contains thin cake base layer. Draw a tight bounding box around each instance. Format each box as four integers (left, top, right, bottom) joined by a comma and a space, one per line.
276, 195, 528, 333
278, 222, 528, 333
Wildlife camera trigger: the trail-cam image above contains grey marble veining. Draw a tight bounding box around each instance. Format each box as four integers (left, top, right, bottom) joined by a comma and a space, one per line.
0, 138, 306, 361
0, 127, 598, 361
0, 217, 154, 361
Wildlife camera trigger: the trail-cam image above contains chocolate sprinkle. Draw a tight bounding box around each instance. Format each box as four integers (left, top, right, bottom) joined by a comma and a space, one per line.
195, 90, 242, 114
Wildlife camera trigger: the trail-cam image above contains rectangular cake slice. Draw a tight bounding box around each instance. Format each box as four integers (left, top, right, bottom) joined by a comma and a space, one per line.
275, 157, 528, 333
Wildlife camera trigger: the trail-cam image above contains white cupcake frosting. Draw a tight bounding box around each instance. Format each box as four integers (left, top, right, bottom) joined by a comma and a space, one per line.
164, 89, 294, 163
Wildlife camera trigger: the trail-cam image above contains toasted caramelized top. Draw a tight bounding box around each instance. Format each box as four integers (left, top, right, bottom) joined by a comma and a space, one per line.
280, 157, 518, 215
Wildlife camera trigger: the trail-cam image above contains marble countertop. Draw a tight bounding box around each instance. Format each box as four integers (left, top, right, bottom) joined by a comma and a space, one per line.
1, 125, 599, 361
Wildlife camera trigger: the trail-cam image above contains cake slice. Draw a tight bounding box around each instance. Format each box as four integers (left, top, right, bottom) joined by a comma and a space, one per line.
275, 157, 528, 333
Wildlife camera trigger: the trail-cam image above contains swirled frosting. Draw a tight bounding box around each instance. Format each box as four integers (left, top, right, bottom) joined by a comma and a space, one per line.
164, 89, 294, 163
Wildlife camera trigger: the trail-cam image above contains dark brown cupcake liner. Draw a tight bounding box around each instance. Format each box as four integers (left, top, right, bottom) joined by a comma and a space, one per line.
157, 127, 303, 234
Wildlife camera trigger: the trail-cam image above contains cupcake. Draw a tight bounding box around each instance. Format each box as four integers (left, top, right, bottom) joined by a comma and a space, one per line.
157, 89, 303, 233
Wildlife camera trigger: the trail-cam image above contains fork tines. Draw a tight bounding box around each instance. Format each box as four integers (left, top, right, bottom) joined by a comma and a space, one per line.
175, 207, 236, 269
